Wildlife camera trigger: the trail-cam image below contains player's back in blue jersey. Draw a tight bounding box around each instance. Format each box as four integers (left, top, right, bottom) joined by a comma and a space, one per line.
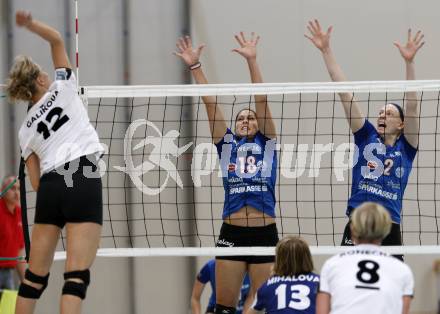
252, 273, 319, 313
197, 259, 251, 313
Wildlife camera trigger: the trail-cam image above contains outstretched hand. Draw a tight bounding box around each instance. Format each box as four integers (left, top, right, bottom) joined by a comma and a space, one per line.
232, 32, 259, 60
16, 10, 32, 27
394, 29, 425, 63
304, 19, 333, 52
173, 36, 205, 66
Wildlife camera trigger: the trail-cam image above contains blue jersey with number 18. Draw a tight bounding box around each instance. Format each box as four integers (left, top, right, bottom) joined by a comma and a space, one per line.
252, 273, 319, 313
215, 128, 277, 219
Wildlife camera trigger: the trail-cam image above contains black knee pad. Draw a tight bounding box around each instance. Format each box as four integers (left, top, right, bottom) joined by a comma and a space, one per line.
18, 270, 50, 299
215, 304, 236, 314
62, 269, 90, 300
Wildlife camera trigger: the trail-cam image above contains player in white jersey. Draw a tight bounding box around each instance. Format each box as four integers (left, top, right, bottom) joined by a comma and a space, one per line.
316, 202, 414, 314
5, 11, 104, 314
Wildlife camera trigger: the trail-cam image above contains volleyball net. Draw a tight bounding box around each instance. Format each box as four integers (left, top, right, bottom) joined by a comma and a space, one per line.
20, 80, 440, 258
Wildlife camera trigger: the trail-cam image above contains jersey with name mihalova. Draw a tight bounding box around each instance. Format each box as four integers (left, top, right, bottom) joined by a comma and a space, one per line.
18, 69, 104, 174
319, 244, 414, 314
348, 120, 417, 223
252, 273, 319, 313
215, 128, 277, 219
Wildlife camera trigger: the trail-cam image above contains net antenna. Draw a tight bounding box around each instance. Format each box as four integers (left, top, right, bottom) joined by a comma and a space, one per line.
75, 0, 80, 89
74, 0, 88, 106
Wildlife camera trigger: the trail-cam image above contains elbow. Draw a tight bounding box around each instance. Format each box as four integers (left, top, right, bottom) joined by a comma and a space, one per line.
31, 179, 40, 192
32, 183, 39, 193
50, 31, 64, 46
190, 296, 201, 308
329, 72, 340, 82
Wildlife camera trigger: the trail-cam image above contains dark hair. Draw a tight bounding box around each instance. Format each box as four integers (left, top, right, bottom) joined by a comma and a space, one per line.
235, 108, 258, 123
388, 103, 405, 122
273, 236, 314, 276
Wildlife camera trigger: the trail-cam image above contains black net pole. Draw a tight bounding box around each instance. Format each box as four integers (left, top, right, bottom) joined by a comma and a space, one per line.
19, 158, 30, 262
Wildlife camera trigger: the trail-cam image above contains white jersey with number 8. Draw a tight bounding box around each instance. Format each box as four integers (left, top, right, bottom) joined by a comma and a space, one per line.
18, 68, 104, 174
319, 244, 413, 314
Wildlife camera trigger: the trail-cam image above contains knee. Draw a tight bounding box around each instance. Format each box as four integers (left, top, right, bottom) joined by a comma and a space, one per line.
18, 269, 50, 299
62, 269, 90, 300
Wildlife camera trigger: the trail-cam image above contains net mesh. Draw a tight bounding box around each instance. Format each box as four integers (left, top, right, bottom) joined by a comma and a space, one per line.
21, 81, 440, 255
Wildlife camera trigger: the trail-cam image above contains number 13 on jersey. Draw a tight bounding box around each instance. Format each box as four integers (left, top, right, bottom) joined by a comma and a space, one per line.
275, 284, 311, 310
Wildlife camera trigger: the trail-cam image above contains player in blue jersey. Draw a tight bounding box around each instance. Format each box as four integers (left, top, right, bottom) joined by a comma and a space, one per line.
175, 32, 278, 314
191, 259, 250, 314
305, 19, 425, 248
248, 236, 319, 314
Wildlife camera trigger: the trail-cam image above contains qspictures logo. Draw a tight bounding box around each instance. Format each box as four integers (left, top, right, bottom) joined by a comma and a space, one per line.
54, 119, 398, 196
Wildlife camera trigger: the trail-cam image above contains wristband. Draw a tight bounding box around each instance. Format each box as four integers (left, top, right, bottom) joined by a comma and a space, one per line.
189, 62, 202, 70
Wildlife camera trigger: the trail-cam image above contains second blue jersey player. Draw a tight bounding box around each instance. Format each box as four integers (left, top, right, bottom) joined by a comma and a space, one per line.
249, 236, 319, 314
305, 19, 425, 248
191, 259, 250, 314
175, 32, 278, 314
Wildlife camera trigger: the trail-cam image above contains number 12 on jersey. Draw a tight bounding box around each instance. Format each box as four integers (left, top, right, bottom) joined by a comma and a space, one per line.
37, 107, 70, 140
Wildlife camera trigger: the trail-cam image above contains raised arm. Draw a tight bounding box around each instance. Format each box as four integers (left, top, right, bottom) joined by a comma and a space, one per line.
16, 11, 70, 69
305, 19, 364, 133
394, 29, 425, 148
174, 36, 227, 144
232, 32, 276, 138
